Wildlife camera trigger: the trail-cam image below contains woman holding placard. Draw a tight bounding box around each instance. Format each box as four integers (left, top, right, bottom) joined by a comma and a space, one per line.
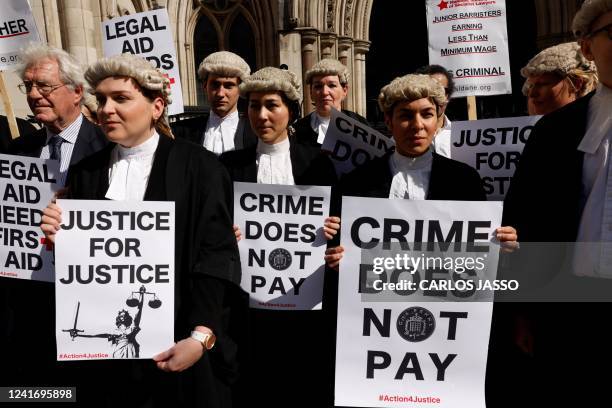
219, 66, 338, 407
40, 54, 243, 408
324, 74, 517, 266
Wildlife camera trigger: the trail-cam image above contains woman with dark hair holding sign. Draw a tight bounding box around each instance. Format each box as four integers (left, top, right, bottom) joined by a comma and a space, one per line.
219, 66, 338, 407
324, 74, 518, 270
39, 54, 243, 408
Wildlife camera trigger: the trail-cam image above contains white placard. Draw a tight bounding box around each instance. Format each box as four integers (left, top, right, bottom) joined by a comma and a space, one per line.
335, 197, 502, 407
234, 182, 331, 310
426, 0, 512, 97
0, 0, 40, 70
55, 200, 175, 360
0, 153, 59, 281
101, 9, 184, 115
321, 108, 394, 176
451, 115, 540, 200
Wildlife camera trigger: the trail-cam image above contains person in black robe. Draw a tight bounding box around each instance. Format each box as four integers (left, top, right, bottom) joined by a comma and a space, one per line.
219, 66, 338, 407
293, 58, 370, 147
39, 54, 244, 408
324, 75, 518, 408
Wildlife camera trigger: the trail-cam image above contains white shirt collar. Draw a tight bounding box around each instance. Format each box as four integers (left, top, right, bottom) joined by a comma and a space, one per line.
578, 84, 612, 154
105, 131, 159, 201
391, 149, 434, 171
209, 109, 239, 127
116, 130, 159, 161
256, 136, 290, 155
310, 113, 331, 144
45, 113, 83, 144
442, 115, 452, 131
256, 137, 294, 185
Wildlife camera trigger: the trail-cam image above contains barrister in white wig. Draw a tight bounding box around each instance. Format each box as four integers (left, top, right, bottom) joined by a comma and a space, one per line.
521, 41, 598, 115
325, 74, 517, 267
503, 0, 612, 404
293, 58, 370, 147
219, 66, 338, 408
39, 54, 243, 408
172, 51, 257, 154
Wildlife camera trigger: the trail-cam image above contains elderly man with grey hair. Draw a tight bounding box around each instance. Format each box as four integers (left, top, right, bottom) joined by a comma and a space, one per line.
2, 43, 106, 390
502, 0, 612, 404
9, 43, 107, 186
172, 50, 257, 154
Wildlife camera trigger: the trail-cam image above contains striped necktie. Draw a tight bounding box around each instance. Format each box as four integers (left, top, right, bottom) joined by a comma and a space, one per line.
48, 135, 64, 162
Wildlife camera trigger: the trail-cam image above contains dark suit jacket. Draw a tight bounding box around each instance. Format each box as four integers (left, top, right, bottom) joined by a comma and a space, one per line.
339, 150, 487, 201
293, 109, 371, 147
171, 112, 257, 152
497, 92, 612, 405
7, 115, 108, 170
219, 136, 338, 187
503, 92, 594, 243
0, 115, 37, 154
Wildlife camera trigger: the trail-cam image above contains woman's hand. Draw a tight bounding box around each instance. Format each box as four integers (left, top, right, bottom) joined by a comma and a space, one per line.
153, 337, 204, 373
40, 202, 63, 244
324, 245, 344, 271
323, 216, 341, 240
496, 226, 519, 253
233, 224, 242, 242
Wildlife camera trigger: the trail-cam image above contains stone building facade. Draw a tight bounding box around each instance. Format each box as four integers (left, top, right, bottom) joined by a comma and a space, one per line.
1, 0, 588, 120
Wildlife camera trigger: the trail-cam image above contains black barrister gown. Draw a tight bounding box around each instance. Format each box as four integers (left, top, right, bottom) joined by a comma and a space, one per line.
56, 135, 246, 408
219, 138, 338, 408
339, 150, 531, 408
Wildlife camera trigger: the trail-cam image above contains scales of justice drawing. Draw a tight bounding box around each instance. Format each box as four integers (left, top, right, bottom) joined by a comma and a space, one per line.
62, 285, 163, 358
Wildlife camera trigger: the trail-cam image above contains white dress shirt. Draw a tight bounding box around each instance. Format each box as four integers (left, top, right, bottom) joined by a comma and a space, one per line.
310, 112, 331, 144
105, 131, 160, 201
432, 115, 452, 158
203, 110, 239, 155
574, 84, 612, 277
39, 114, 83, 186
256, 137, 295, 185
388, 149, 433, 200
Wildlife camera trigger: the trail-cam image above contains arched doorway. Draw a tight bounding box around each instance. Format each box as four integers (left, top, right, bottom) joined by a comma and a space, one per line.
191, 1, 257, 108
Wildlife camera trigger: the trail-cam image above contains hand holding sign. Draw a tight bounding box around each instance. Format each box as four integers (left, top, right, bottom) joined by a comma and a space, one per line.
40, 201, 62, 244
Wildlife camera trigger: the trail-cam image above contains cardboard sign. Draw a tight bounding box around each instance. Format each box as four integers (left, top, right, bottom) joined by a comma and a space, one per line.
0, 0, 40, 70
451, 115, 541, 200
426, 0, 512, 97
335, 197, 502, 407
321, 109, 394, 176
55, 200, 175, 360
101, 9, 184, 115
0, 154, 59, 281
234, 182, 331, 310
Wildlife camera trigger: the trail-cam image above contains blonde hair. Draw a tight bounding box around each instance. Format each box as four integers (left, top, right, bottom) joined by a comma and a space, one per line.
85, 54, 173, 138
378, 74, 446, 115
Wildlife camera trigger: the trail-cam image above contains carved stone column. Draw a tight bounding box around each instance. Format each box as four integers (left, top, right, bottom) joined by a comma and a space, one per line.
299, 28, 319, 115
320, 32, 337, 59
337, 36, 353, 110
60, 0, 98, 63
353, 39, 370, 117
